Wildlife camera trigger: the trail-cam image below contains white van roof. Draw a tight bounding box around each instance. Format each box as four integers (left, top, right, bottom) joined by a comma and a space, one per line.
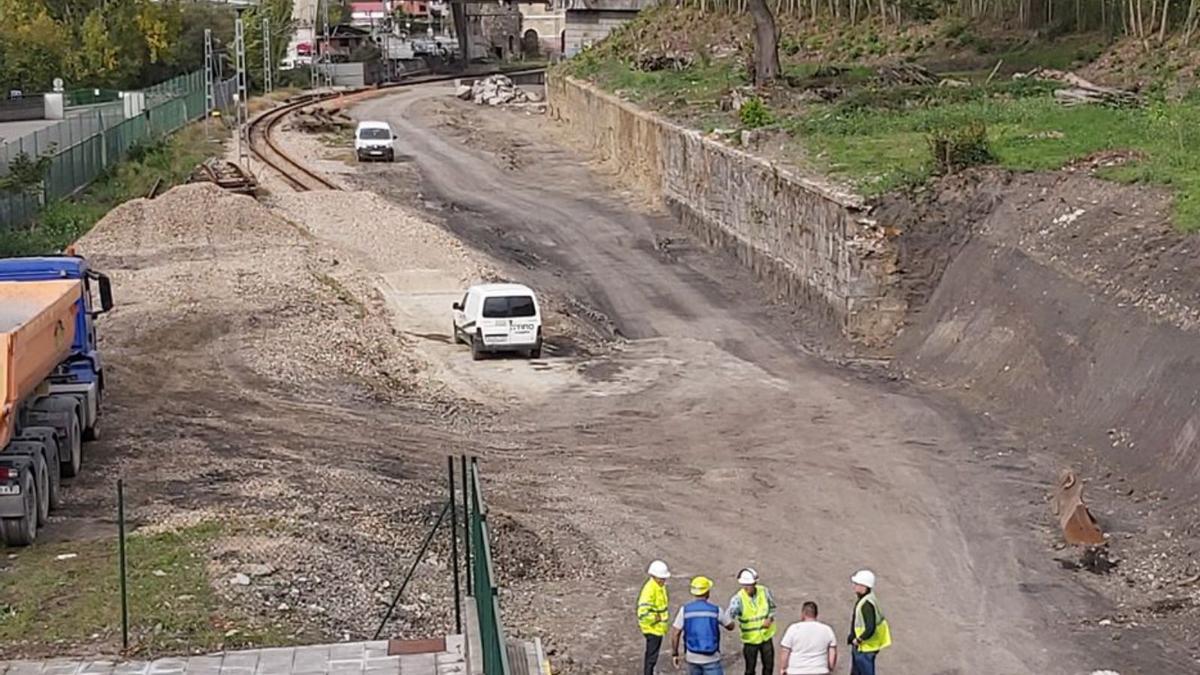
356, 120, 391, 130
472, 283, 535, 297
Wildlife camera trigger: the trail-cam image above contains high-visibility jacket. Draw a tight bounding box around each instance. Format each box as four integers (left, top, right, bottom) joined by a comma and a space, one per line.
736, 586, 776, 644
853, 591, 892, 653
637, 578, 669, 636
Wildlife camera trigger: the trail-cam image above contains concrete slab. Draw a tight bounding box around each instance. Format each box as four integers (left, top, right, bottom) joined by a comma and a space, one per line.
0, 641, 461, 675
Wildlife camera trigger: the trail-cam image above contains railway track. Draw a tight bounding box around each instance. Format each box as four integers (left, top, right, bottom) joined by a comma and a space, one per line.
247, 92, 343, 191
246, 69, 545, 192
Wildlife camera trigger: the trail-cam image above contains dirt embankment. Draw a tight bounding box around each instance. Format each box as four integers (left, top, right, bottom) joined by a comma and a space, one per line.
877, 168, 1200, 647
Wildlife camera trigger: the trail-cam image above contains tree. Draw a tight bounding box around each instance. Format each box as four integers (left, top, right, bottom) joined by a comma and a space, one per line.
0, 0, 73, 92
76, 9, 119, 84
747, 0, 780, 85
243, 0, 297, 90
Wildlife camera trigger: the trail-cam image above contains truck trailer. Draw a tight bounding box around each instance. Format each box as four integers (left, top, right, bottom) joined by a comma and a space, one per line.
0, 255, 112, 546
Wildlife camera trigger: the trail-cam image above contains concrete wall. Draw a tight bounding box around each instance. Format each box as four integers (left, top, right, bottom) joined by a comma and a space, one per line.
0, 96, 45, 123
327, 61, 384, 87
562, 10, 635, 56
547, 75, 905, 343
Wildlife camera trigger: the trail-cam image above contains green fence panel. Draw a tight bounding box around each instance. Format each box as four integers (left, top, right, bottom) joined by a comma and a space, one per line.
1, 69, 215, 231
469, 463, 511, 675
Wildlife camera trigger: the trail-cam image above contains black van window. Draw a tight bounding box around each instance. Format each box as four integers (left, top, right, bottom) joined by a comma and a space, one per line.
482, 295, 536, 318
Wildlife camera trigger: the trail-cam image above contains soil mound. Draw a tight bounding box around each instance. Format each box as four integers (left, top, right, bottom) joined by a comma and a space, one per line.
880, 169, 1200, 501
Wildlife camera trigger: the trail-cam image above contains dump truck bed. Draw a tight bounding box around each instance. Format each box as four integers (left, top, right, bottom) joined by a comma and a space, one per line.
0, 279, 81, 448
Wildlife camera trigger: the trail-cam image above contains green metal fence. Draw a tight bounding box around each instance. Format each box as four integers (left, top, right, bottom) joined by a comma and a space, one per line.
468, 458, 512, 675
1, 71, 231, 230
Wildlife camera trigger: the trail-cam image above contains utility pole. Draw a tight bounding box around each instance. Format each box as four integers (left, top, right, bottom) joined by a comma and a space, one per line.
311, 0, 321, 90
262, 17, 273, 93
323, 4, 333, 87
204, 28, 215, 139
234, 10, 250, 169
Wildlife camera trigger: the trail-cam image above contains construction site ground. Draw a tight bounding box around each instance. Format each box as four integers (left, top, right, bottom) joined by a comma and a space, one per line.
2, 80, 1197, 674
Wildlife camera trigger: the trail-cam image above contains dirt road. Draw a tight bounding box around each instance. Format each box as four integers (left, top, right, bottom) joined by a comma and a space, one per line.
346, 84, 1199, 672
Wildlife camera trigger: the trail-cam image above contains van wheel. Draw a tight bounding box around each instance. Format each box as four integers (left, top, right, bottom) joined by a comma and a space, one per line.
452, 322, 462, 345
1, 477, 37, 546
471, 336, 483, 361
529, 344, 542, 359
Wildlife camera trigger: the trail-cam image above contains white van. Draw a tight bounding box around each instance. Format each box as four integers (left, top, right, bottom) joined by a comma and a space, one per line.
452, 283, 543, 360
354, 120, 396, 162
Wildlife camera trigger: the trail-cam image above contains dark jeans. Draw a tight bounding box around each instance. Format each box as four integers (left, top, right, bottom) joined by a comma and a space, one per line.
850, 649, 877, 675
642, 634, 663, 675
742, 640, 774, 675
688, 662, 725, 675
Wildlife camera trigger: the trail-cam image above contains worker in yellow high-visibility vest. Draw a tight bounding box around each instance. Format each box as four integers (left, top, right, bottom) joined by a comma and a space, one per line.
637, 560, 671, 675
727, 567, 776, 675
846, 570, 892, 675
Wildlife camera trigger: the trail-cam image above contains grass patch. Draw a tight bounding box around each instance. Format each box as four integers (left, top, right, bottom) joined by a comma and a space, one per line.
0, 123, 224, 257
563, 55, 747, 109
0, 521, 293, 656
795, 92, 1200, 230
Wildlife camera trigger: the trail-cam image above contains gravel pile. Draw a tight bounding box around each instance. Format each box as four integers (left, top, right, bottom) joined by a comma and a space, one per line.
82, 183, 416, 400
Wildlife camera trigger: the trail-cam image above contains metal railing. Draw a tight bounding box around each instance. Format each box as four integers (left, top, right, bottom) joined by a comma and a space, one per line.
0, 71, 238, 230
468, 457, 512, 675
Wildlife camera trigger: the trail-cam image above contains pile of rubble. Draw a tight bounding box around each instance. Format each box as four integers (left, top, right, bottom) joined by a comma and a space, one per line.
290, 105, 354, 133
457, 74, 544, 108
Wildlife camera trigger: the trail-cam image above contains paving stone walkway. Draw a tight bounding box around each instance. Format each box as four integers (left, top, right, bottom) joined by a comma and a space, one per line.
0, 639, 465, 675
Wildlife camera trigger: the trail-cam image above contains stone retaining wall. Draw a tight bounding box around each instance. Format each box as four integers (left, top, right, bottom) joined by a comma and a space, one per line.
546, 74, 904, 343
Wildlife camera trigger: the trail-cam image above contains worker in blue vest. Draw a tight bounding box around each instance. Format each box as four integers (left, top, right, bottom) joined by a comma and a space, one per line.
670, 576, 735, 675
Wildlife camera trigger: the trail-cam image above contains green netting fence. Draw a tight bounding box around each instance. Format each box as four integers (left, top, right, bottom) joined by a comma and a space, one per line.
0, 71, 234, 231
469, 458, 512, 675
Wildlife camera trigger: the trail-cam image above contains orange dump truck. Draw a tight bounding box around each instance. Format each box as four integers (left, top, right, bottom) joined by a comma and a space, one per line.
0, 256, 112, 546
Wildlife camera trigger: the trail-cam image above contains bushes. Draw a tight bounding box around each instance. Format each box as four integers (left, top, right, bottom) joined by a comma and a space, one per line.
928, 120, 995, 174
739, 98, 774, 128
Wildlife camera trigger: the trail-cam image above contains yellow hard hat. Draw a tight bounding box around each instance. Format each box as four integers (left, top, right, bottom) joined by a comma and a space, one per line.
690, 576, 713, 596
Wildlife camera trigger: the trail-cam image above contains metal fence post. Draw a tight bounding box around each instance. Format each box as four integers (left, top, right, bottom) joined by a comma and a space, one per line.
96, 109, 108, 170
448, 456, 462, 635
462, 454, 471, 596
117, 479, 130, 651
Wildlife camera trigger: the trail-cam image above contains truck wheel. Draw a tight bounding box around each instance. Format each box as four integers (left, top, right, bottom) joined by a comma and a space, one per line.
44, 438, 62, 510
33, 454, 49, 526
471, 336, 483, 361
83, 418, 100, 442
62, 414, 82, 478
1, 476, 37, 546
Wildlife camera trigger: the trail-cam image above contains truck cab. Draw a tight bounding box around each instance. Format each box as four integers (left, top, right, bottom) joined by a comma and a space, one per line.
0, 254, 112, 545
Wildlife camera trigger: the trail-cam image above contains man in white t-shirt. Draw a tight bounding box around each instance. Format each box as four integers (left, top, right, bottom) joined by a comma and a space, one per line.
778, 601, 837, 675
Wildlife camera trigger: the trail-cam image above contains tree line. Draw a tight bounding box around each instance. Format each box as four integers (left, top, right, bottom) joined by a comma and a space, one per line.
0, 0, 295, 96
687, 0, 1200, 42
685, 0, 1200, 86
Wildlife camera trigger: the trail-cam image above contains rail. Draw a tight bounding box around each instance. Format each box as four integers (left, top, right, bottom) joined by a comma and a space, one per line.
245, 68, 545, 193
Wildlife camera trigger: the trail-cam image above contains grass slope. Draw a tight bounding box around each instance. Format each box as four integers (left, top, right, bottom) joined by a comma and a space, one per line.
562, 7, 1200, 231
0, 123, 224, 257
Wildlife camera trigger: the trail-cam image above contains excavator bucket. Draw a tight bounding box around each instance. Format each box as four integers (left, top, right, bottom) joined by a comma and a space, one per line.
1052, 469, 1105, 546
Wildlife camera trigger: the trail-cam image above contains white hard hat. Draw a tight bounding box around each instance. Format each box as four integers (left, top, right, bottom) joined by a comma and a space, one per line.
737, 568, 758, 585
851, 570, 876, 588
648, 560, 670, 579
